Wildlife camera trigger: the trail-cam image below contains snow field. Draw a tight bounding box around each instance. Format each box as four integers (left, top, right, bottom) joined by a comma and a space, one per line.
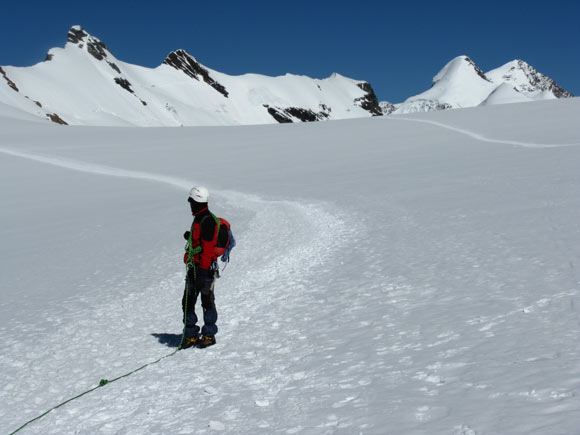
0, 150, 357, 433
1, 98, 580, 433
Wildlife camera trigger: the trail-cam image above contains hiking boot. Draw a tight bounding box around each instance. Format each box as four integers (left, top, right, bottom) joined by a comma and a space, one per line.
197, 335, 216, 348
180, 335, 199, 350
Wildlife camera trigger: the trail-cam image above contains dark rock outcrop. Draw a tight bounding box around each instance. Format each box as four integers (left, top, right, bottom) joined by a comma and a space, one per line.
264, 105, 331, 123
545, 82, 572, 98
266, 106, 293, 123
0, 66, 19, 92
114, 77, 147, 106
503, 60, 573, 98
108, 62, 121, 74
67, 26, 87, 44
465, 57, 491, 82
285, 107, 319, 122
47, 113, 68, 125
164, 50, 229, 98
114, 77, 135, 94
87, 39, 109, 61
67, 26, 111, 61
355, 82, 382, 116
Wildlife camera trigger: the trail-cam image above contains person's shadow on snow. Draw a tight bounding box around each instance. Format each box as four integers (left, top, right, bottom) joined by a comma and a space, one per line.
151, 333, 182, 348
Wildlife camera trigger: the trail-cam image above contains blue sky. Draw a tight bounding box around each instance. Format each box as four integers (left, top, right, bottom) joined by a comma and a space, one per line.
0, 0, 578, 102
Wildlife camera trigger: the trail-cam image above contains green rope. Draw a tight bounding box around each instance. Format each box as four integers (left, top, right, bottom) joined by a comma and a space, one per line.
10, 265, 193, 435
210, 212, 221, 237
9, 349, 181, 434
185, 224, 202, 266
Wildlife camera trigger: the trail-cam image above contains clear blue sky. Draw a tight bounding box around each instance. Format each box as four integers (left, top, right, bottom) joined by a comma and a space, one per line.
1, 0, 578, 102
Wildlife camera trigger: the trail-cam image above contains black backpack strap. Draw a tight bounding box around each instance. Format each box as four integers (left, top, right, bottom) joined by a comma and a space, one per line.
199, 214, 217, 242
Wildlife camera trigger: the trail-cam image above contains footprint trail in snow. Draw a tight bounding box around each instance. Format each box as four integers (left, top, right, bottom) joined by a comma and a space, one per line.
0, 146, 355, 434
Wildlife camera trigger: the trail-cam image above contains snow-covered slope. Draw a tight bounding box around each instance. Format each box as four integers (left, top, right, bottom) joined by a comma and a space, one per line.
1, 98, 580, 434
480, 82, 532, 106
0, 26, 381, 126
391, 56, 573, 114
401, 56, 497, 111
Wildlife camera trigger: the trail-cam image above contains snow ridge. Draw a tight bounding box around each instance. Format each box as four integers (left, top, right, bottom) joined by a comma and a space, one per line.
1, 27, 572, 125
0, 26, 381, 127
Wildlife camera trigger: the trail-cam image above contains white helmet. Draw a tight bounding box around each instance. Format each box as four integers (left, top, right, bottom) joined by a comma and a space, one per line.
188, 186, 209, 203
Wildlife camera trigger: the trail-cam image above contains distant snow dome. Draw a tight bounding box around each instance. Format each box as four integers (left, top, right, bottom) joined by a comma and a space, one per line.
388, 55, 572, 115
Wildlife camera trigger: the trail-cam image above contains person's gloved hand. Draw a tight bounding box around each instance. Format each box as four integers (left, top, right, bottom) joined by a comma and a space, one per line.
220, 233, 235, 262
183, 231, 191, 240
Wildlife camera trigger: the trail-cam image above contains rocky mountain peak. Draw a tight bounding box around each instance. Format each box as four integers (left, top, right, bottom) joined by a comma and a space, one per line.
67, 26, 112, 61
489, 59, 573, 98
67, 25, 88, 44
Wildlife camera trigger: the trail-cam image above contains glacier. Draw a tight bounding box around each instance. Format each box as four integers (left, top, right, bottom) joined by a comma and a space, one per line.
1, 97, 580, 434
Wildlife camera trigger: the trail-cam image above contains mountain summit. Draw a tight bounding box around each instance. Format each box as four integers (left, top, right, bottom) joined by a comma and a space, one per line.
65, 25, 113, 61
0, 27, 573, 125
486, 59, 573, 99
389, 56, 573, 114
0, 26, 382, 126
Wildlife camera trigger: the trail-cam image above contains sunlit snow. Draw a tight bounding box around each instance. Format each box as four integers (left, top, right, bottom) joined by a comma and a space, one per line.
1, 98, 580, 434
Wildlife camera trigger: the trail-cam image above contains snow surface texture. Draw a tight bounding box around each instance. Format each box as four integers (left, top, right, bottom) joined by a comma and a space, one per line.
389, 56, 573, 115
0, 26, 379, 127
1, 98, 580, 434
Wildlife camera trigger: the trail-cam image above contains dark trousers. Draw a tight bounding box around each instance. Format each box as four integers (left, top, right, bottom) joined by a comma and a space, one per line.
182, 266, 218, 338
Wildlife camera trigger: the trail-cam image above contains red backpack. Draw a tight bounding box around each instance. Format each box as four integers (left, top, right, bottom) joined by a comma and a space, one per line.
213, 215, 232, 258
184, 213, 235, 267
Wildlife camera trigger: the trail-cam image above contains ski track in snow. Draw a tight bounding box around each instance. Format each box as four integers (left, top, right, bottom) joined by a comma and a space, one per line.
0, 146, 193, 191
0, 146, 357, 433
389, 116, 580, 148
